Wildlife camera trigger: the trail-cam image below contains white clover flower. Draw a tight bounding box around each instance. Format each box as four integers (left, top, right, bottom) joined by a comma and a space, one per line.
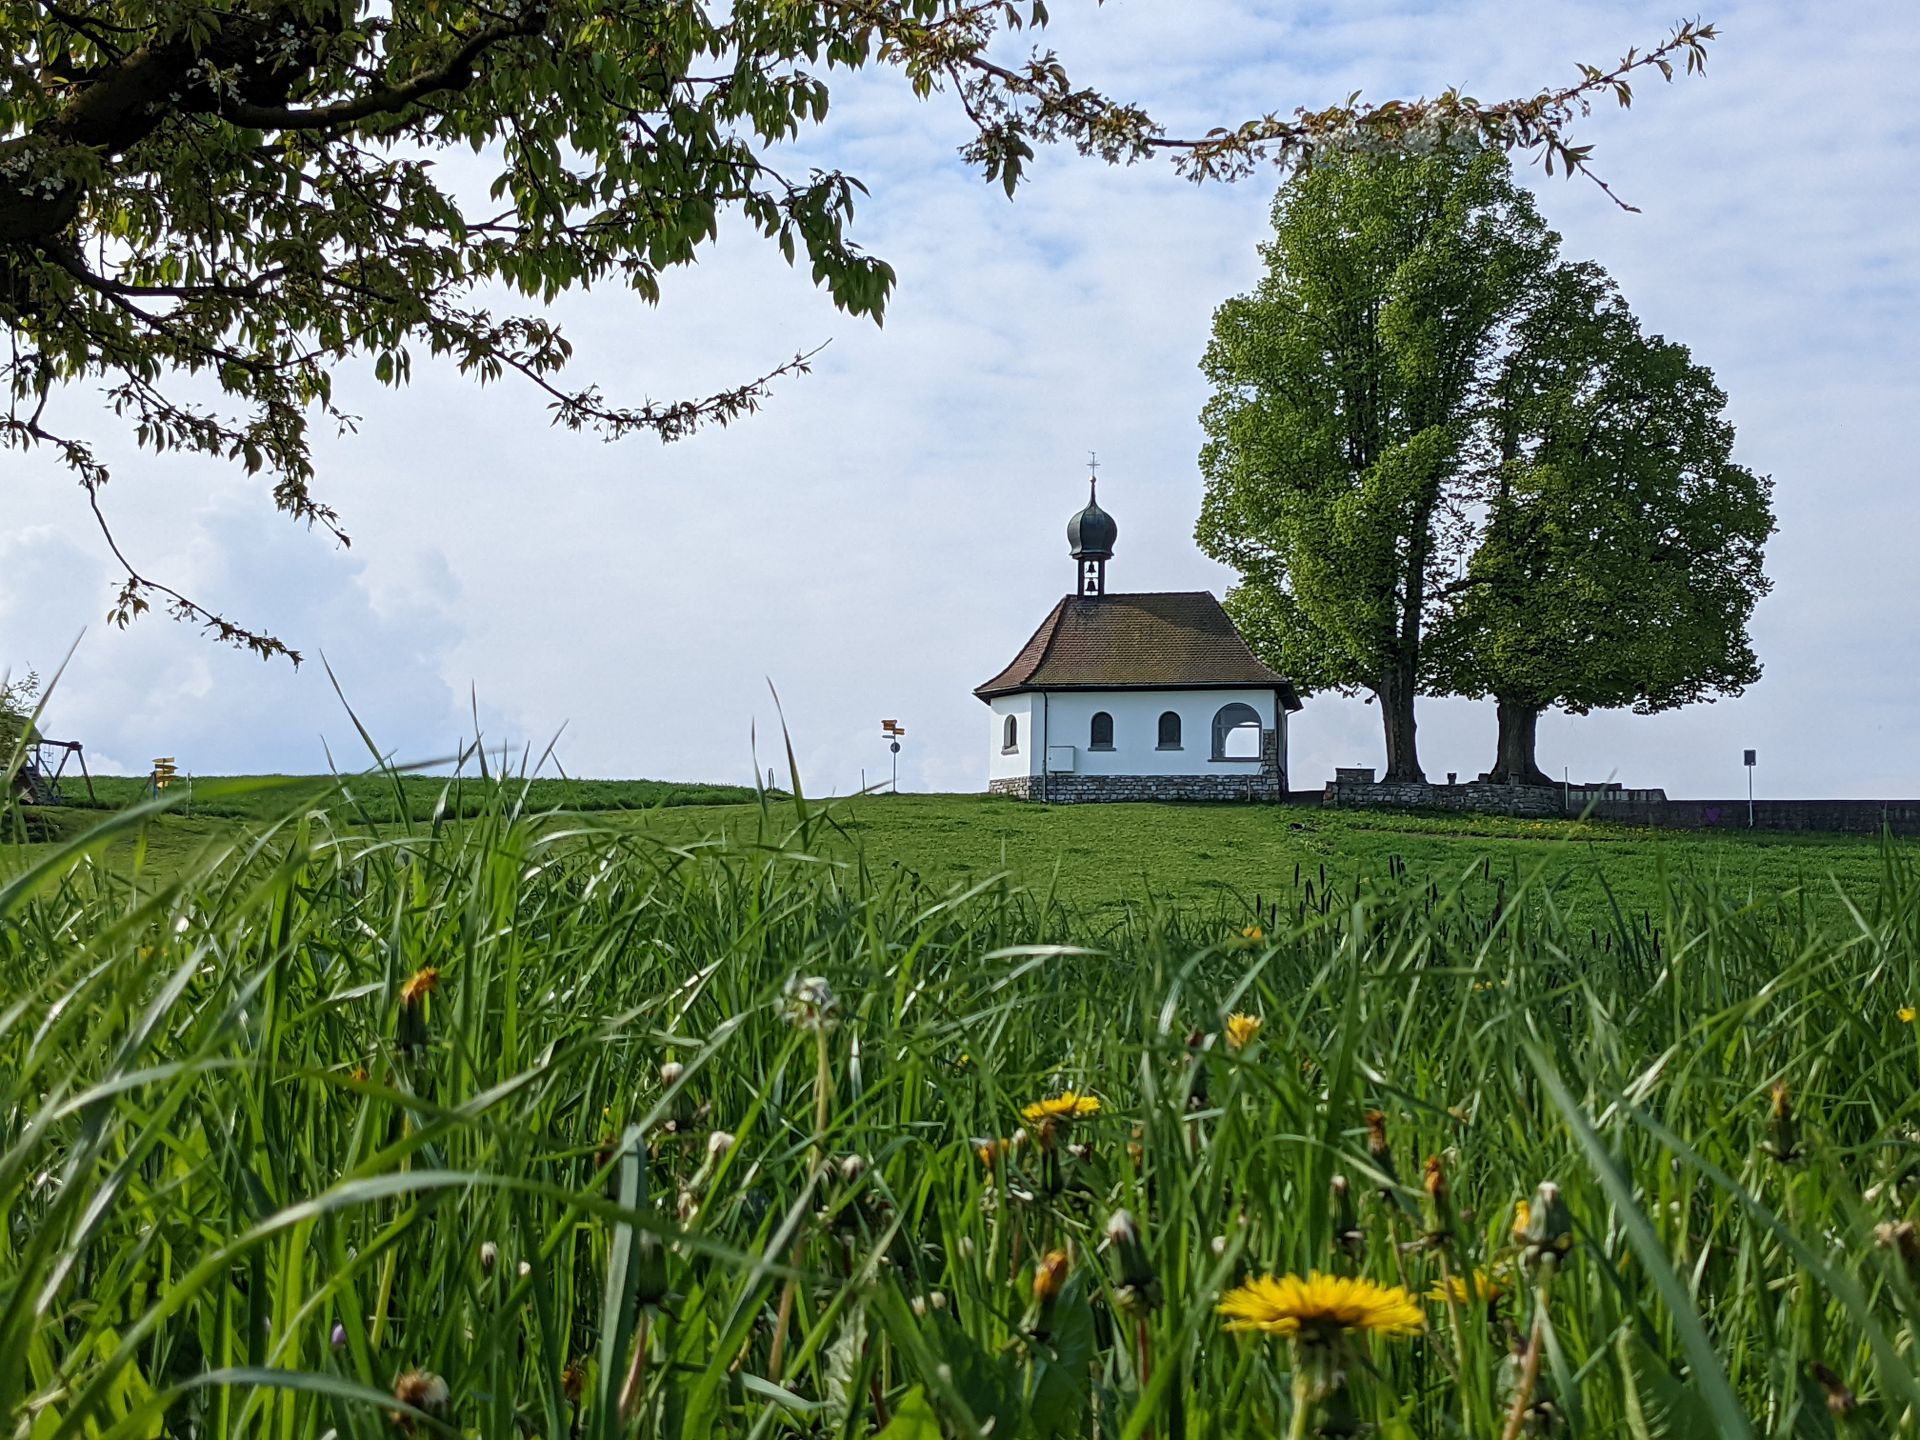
782, 973, 839, 1029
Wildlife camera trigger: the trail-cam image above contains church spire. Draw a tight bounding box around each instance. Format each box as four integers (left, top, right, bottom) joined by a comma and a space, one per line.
1066, 460, 1117, 596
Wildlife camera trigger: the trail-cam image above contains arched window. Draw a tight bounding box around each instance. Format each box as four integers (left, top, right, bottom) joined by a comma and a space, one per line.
1212, 702, 1263, 760
1002, 714, 1019, 753
1157, 710, 1182, 750
1089, 711, 1114, 750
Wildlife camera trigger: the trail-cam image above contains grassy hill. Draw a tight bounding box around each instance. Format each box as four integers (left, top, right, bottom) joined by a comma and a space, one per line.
613, 791, 1905, 931
10, 779, 1905, 934
73, 770, 760, 822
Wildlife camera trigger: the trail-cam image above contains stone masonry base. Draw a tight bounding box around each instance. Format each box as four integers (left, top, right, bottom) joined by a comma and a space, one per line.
989, 773, 1285, 804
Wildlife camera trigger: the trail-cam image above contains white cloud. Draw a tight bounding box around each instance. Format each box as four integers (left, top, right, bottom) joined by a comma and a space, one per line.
7, 0, 1916, 798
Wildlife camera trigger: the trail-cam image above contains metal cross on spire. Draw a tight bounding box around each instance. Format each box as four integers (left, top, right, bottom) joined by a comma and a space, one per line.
1087, 450, 1100, 476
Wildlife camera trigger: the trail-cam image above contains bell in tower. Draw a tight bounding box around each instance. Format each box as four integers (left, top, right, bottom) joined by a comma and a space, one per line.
1066, 465, 1117, 597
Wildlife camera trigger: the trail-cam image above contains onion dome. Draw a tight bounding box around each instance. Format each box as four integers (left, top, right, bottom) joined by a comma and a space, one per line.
1067, 478, 1117, 560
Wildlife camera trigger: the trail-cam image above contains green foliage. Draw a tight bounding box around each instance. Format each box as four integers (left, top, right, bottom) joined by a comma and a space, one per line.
1, 6, 1717, 657
1197, 149, 1555, 778
0, 668, 37, 746
5, 782, 1920, 1436
1428, 261, 1775, 720
1199, 149, 1771, 784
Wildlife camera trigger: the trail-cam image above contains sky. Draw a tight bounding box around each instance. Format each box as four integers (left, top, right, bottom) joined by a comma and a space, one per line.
6, 1, 1918, 799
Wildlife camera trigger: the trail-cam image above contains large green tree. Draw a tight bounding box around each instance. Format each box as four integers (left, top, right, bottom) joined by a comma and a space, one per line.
1196, 148, 1556, 781
1429, 262, 1773, 785
0, 3, 1713, 659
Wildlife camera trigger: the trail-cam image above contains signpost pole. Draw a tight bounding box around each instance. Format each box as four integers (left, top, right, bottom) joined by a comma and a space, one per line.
880, 721, 905, 795
1743, 749, 1757, 828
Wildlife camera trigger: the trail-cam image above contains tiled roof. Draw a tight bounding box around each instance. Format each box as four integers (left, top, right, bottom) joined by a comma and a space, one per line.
975, 591, 1301, 706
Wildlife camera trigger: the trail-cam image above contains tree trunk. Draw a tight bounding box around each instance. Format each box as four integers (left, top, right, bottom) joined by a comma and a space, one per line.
1487, 700, 1552, 787
1376, 667, 1425, 783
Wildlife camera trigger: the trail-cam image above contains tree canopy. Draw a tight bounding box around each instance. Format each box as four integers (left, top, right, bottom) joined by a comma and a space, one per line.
0, 1, 1714, 659
1199, 149, 1771, 786
1428, 262, 1773, 783
1196, 148, 1555, 781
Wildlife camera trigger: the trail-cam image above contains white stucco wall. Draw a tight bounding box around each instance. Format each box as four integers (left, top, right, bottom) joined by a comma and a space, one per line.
988, 688, 1287, 780
987, 693, 1038, 780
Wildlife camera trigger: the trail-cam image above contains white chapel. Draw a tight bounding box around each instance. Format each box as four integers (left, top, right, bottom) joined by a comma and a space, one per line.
976, 474, 1302, 803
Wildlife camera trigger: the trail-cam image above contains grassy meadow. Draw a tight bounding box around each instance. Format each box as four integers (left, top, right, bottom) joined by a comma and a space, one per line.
4, 779, 1920, 1437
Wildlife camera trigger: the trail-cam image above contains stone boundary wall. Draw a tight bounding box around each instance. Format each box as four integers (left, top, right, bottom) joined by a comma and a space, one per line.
1612, 798, 1920, 836
1323, 774, 1920, 837
987, 761, 1920, 834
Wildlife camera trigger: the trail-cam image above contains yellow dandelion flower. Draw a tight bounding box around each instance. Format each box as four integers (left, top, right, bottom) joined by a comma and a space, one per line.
1031, 1249, 1071, 1306
1241, 924, 1264, 941
1901, 1006, 1916, 1024
1426, 1268, 1506, 1305
1225, 1013, 1263, 1050
399, 966, 440, 1006
1218, 1272, 1423, 1341
1511, 1198, 1531, 1244
1021, 1091, 1101, 1124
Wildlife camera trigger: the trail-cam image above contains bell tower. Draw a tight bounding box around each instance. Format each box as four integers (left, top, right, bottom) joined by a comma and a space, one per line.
1066, 459, 1117, 597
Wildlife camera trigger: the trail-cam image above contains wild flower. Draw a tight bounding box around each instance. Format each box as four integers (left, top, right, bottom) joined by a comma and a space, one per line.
1762, 1081, 1802, 1164
1218, 1272, 1423, 1341
391, 1371, 449, 1431
1106, 1208, 1161, 1314
397, 967, 439, 1052
398, 967, 439, 1007
782, 973, 839, 1029
1331, 1174, 1363, 1257
1427, 1268, 1506, 1305
1900, 1006, 1916, 1024
1022, 1091, 1101, 1124
1225, 1012, 1263, 1050
1874, 1219, 1919, 1270
1519, 1182, 1573, 1268
1811, 1362, 1857, 1416
1365, 1110, 1399, 1194
1031, 1249, 1071, 1307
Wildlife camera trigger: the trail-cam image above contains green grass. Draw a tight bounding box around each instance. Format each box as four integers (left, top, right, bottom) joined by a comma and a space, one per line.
72, 771, 760, 822
15, 779, 1903, 931
5, 782, 1920, 1437
612, 791, 1903, 931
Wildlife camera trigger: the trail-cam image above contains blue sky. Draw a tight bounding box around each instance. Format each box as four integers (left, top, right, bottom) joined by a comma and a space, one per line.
7, 1, 1917, 798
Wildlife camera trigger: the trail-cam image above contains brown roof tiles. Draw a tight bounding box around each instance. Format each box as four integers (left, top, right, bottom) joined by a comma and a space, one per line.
975, 591, 1301, 706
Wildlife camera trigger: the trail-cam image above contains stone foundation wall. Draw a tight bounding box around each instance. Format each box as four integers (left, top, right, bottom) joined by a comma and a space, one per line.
989, 772, 1285, 804
990, 724, 1288, 805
